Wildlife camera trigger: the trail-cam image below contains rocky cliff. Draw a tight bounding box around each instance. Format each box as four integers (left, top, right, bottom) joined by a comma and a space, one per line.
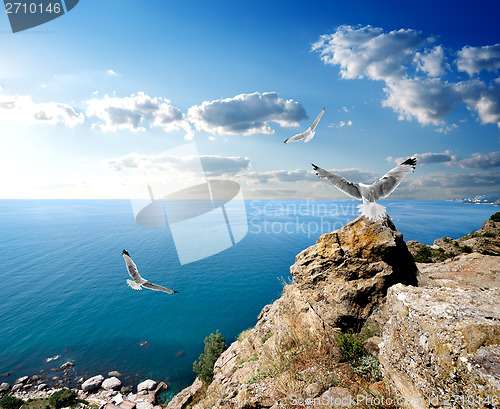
167, 215, 419, 408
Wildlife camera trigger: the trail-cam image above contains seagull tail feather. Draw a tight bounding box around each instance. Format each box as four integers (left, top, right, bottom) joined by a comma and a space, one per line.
304, 131, 315, 143
357, 202, 386, 221
127, 279, 142, 290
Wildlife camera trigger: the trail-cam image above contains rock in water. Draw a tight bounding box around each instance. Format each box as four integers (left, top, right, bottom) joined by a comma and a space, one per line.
290, 215, 418, 328
137, 379, 157, 392
81, 374, 104, 391
14, 376, 29, 385
380, 284, 500, 407
102, 376, 122, 390
0, 382, 10, 392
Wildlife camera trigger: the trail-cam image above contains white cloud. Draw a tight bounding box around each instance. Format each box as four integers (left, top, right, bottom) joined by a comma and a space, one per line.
187, 91, 307, 135
457, 44, 500, 76
104, 152, 250, 176
454, 80, 500, 127
382, 79, 456, 125
240, 167, 377, 185
0, 94, 84, 127
86, 92, 193, 136
312, 25, 429, 82
435, 123, 458, 134
314, 25, 500, 130
414, 45, 447, 77
106, 69, 118, 76
412, 150, 458, 165
411, 171, 500, 190
457, 151, 500, 169
390, 150, 500, 170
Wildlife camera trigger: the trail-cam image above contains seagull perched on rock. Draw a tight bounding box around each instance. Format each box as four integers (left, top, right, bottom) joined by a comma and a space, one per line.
122, 249, 178, 294
312, 158, 417, 221
284, 107, 325, 143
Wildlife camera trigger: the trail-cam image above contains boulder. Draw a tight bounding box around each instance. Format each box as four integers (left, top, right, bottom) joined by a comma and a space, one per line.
120, 386, 132, 394
108, 371, 122, 377
418, 253, 500, 289
304, 382, 322, 398
60, 362, 74, 371
37, 384, 48, 391
0, 383, 10, 392
11, 383, 23, 392
290, 215, 418, 328
102, 377, 122, 391
166, 377, 203, 409
14, 376, 29, 384
137, 379, 156, 392
81, 374, 104, 392
380, 284, 500, 408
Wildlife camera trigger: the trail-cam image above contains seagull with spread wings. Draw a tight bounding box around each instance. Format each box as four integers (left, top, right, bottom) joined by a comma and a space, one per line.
312, 158, 417, 220
122, 249, 178, 294
284, 107, 325, 143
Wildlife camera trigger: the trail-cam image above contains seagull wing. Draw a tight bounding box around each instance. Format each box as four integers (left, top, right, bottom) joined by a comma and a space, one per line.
122, 253, 145, 283
309, 107, 325, 132
312, 163, 362, 199
369, 157, 417, 200
284, 131, 308, 143
142, 281, 178, 294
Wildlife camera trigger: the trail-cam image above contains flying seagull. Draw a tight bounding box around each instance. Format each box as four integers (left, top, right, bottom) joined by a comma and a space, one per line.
122, 249, 178, 294
312, 158, 417, 221
284, 107, 325, 144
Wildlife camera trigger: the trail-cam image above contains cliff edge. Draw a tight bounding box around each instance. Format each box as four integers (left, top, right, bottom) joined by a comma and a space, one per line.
167, 215, 418, 408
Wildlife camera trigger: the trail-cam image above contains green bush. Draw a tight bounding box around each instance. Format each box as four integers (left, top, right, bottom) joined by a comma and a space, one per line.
335, 330, 365, 362
480, 231, 496, 238
193, 330, 227, 384
490, 212, 500, 222
49, 389, 78, 408
460, 245, 473, 253
414, 246, 432, 263
0, 397, 24, 409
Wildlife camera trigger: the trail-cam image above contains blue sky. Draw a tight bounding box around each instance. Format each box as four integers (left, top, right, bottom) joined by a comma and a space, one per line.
0, 0, 499, 199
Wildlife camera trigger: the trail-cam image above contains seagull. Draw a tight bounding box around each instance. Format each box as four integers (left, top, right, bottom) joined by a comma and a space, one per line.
284, 107, 325, 143
311, 157, 417, 221
122, 249, 178, 294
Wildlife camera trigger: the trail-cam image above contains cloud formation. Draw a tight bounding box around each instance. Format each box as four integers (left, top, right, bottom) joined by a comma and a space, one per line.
86, 92, 193, 138
457, 151, 500, 169
240, 167, 377, 185
104, 152, 250, 176
314, 25, 500, 128
456, 44, 500, 76
312, 25, 428, 82
187, 92, 307, 135
390, 150, 500, 170
0, 94, 84, 127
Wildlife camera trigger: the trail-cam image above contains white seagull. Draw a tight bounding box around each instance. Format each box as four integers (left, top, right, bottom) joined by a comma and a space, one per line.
284, 107, 325, 143
122, 249, 178, 294
312, 157, 417, 221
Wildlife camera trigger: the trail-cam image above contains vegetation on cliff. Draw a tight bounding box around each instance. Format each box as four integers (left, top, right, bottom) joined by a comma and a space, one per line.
193, 330, 227, 384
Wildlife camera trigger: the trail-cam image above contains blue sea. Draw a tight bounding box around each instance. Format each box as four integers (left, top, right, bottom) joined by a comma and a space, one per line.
0, 199, 497, 400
